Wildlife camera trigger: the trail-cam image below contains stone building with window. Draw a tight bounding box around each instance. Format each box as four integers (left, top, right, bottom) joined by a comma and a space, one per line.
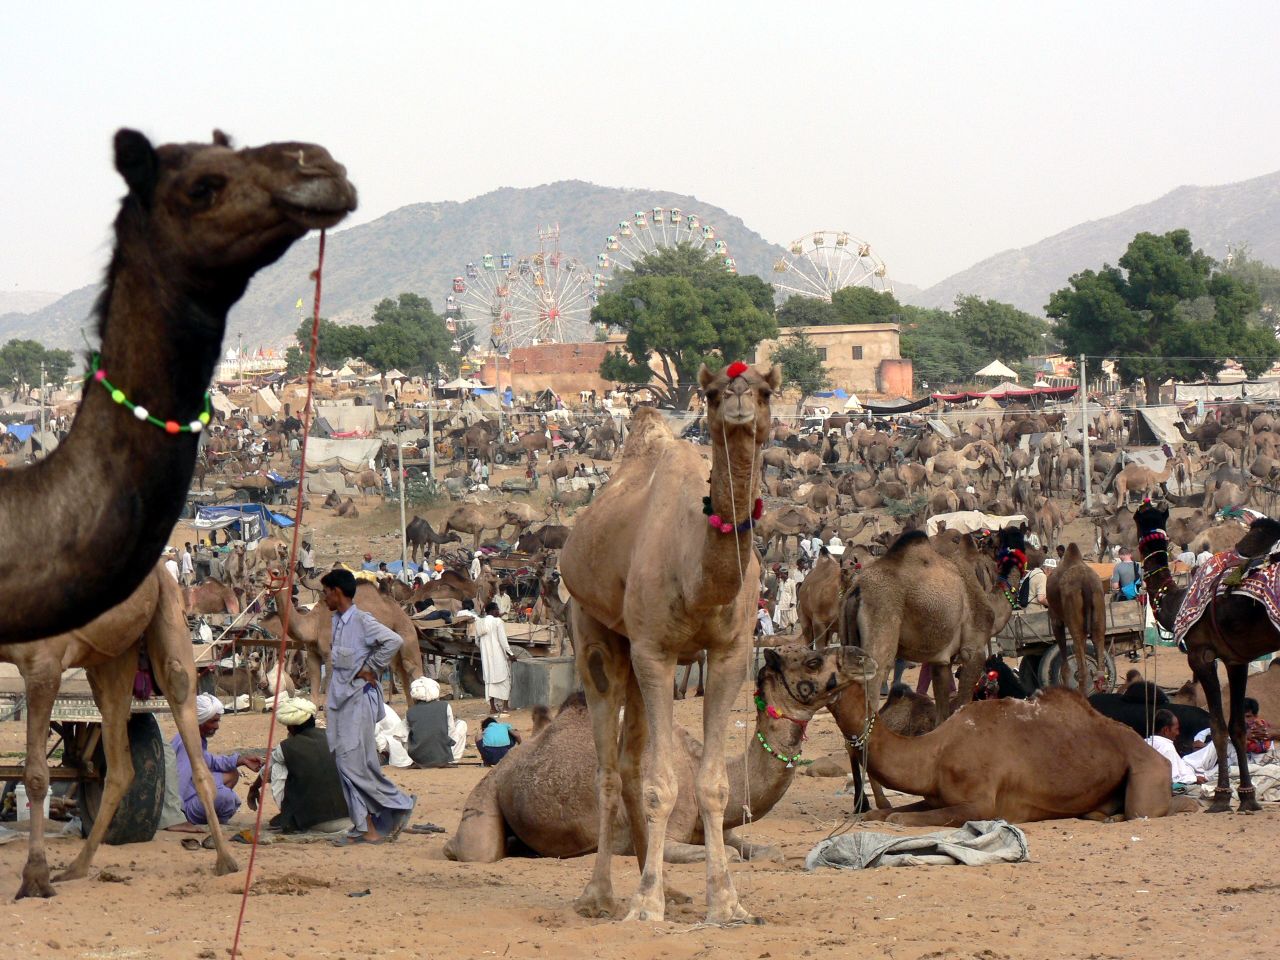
754, 323, 911, 398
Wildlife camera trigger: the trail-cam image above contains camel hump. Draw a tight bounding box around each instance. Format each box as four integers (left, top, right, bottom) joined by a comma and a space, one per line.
620, 406, 673, 461
1063, 542, 1084, 563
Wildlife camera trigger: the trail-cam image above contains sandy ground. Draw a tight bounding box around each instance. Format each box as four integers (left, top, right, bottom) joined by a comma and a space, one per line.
1, 644, 1278, 960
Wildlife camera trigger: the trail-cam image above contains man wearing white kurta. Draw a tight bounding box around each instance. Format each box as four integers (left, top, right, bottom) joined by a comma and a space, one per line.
476, 602, 515, 714
774, 568, 799, 632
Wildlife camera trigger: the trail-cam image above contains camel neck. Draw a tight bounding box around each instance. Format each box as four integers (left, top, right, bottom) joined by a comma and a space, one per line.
1138, 533, 1183, 631
693, 430, 761, 607
723, 705, 809, 829
0, 239, 230, 640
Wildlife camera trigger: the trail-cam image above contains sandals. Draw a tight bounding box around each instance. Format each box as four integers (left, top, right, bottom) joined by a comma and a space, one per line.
407, 823, 446, 835
330, 833, 388, 847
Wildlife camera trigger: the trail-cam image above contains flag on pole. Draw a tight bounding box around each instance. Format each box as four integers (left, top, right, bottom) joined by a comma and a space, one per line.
295, 298, 304, 310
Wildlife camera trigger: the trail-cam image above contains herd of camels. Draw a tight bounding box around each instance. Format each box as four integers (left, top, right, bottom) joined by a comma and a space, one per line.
4, 128, 1279, 929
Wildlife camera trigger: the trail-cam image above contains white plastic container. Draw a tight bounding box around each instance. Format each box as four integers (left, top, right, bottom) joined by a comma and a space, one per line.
13, 784, 50, 822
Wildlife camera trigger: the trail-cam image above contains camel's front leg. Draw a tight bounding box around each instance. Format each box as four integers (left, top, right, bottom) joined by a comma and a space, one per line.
1190, 651, 1233, 812
16, 662, 60, 900
306, 648, 325, 708
56, 655, 138, 884
571, 606, 628, 919
695, 643, 755, 926
1225, 664, 1262, 812
623, 653, 679, 923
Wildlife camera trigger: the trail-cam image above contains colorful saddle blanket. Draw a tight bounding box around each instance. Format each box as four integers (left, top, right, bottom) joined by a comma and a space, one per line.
1174, 550, 1280, 645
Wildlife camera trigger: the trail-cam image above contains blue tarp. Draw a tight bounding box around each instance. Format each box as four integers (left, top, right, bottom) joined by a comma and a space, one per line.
265, 470, 298, 488
5, 424, 35, 443
360, 560, 420, 575
196, 503, 294, 529
813, 388, 849, 399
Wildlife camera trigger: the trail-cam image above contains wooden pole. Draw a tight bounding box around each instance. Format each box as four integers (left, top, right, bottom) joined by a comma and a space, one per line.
1080, 353, 1092, 511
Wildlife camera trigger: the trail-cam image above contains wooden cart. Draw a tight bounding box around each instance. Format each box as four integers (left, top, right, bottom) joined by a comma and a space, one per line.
993, 596, 1148, 692
414, 617, 564, 698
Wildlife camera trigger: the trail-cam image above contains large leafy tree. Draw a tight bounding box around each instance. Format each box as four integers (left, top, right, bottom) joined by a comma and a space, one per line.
776, 295, 838, 327
951, 295, 1049, 363
777, 287, 904, 327
769, 331, 831, 407
1222, 244, 1280, 332
297, 318, 370, 369
595, 248, 777, 408
0, 339, 74, 391
1048, 229, 1276, 402
296, 293, 456, 376
897, 305, 972, 388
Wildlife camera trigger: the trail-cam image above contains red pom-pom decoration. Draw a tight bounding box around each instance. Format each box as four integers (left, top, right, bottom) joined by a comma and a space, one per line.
725, 361, 749, 379
719, 522, 733, 534
708, 514, 723, 527
752, 498, 764, 520
93, 369, 107, 382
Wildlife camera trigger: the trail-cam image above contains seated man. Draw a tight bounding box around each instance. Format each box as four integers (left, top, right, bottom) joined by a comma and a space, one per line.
1110, 548, 1142, 600
1144, 710, 1206, 786
406, 677, 468, 767
374, 702, 413, 768
1186, 696, 1271, 770
173, 694, 261, 825
477, 716, 521, 767
249, 697, 352, 834
1019, 559, 1049, 609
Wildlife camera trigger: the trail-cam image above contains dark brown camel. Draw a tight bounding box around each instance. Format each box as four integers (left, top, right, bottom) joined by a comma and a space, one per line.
1045, 544, 1107, 690
1135, 502, 1280, 813
405, 515, 461, 562
0, 129, 355, 644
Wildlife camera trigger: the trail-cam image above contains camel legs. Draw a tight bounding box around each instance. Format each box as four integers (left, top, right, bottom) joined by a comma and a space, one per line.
15, 660, 60, 900
571, 604, 629, 919
306, 649, 327, 708
1190, 648, 1234, 813
144, 609, 238, 876
1224, 662, 1262, 812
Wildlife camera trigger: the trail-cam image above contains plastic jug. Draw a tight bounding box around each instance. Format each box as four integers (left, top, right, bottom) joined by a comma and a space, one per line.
13, 784, 50, 822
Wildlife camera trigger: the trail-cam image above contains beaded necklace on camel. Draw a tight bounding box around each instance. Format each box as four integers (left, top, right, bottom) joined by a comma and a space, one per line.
752, 691, 813, 767
85, 353, 212, 433
703, 360, 764, 534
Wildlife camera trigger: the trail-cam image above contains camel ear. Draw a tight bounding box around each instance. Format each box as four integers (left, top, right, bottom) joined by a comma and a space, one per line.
212, 129, 233, 147
114, 129, 158, 204
698, 364, 716, 391
763, 648, 783, 675
760, 364, 782, 393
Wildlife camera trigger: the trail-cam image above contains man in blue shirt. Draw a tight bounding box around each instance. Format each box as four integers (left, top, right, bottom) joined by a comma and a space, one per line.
172, 694, 261, 825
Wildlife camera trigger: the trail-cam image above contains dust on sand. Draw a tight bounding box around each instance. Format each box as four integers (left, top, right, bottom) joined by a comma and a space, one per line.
0, 646, 1277, 959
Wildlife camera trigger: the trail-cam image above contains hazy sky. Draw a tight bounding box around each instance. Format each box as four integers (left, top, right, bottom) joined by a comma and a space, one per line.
4, 1, 1279, 295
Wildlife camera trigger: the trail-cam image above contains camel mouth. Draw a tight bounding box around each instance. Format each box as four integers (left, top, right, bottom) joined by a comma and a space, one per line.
274, 179, 359, 229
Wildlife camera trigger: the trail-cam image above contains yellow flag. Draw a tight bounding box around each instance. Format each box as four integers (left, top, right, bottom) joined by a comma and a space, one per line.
295, 298, 304, 310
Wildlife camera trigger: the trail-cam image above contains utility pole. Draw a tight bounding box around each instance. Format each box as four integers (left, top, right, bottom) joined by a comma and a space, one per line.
238, 332, 244, 381
38, 362, 46, 459
396, 424, 409, 580
1080, 353, 1092, 511
427, 379, 436, 482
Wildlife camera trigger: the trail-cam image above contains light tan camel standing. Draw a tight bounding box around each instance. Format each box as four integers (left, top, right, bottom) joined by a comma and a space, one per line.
0, 129, 354, 645
559, 362, 778, 924
1045, 544, 1108, 690
1113, 459, 1173, 505
443, 502, 506, 549
827, 678, 1196, 825
446, 645, 874, 862
258, 571, 423, 707
2, 566, 237, 899
796, 553, 849, 646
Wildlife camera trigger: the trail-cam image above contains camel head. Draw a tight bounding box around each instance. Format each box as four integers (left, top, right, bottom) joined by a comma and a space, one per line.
107, 128, 357, 317
1133, 501, 1169, 538
758, 644, 878, 714
698, 362, 779, 439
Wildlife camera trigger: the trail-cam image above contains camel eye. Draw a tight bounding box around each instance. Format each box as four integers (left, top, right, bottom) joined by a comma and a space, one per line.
187, 174, 226, 205
704, 389, 719, 404
806, 659, 821, 671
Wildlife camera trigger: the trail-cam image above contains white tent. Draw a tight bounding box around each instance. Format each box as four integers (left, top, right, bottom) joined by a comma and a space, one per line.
335, 364, 357, 378
316, 403, 377, 434
975, 360, 1018, 380
843, 394, 863, 410
209, 392, 236, 416
383, 369, 408, 380
441, 377, 483, 390
250, 387, 281, 417
304, 437, 382, 471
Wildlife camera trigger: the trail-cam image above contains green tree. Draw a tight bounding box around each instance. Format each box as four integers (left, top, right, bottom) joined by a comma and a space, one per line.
951, 295, 1049, 363
776, 296, 839, 327
595, 248, 777, 408
1223, 244, 1280, 331
284, 346, 307, 378
297, 318, 370, 369
363, 293, 455, 375
769, 331, 831, 406
831, 286, 903, 325
898, 305, 974, 389
0, 340, 74, 390
1047, 229, 1276, 403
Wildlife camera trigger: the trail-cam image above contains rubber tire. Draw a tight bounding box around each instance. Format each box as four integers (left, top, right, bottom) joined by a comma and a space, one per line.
78, 713, 165, 845
493, 450, 506, 465
1037, 643, 1117, 692
1017, 653, 1042, 693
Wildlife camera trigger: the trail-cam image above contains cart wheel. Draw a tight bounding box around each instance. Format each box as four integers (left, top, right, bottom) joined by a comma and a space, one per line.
453, 658, 486, 699
77, 714, 165, 845
1037, 643, 1116, 693
1017, 653, 1042, 693
493, 450, 506, 465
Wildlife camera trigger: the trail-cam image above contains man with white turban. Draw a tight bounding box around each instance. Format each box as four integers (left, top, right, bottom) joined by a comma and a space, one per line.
406, 677, 468, 766
249, 697, 352, 834
172, 693, 261, 825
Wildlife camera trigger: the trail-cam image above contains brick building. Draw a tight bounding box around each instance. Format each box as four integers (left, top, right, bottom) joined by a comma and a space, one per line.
478, 341, 615, 398
754, 323, 911, 397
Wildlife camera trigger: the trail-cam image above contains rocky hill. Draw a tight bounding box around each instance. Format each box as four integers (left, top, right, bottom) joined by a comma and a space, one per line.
0, 181, 792, 350
906, 169, 1280, 314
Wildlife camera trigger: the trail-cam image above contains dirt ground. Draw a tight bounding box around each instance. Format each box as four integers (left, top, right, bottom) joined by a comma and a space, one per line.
1, 643, 1278, 960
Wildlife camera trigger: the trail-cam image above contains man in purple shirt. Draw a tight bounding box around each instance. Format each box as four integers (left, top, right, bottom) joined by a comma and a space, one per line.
172, 693, 261, 825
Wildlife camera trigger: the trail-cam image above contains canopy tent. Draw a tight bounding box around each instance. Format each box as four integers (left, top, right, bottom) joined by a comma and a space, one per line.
440, 377, 484, 390
931, 384, 1078, 404
926, 511, 1028, 536
303, 437, 382, 471
335, 364, 358, 378
1129, 406, 1187, 447
383, 369, 408, 380
190, 503, 292, 542
315, 403, 377, 434
974, 360, 1018, 380
249, 387, 281, 417
843, 394, 863, 410
209, 392, 236, 416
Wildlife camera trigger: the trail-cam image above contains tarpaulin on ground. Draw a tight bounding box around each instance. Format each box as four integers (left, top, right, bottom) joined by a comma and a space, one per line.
303, 437, 382, 471
805, 820, 1030, 870
1129, 406, 1186, 447
316, 404, 377, 434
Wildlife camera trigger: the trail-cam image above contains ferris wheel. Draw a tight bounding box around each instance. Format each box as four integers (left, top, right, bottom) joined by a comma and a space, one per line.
772, 230, 891, 302
598, 207, 737, 276
446, 227, 600, 353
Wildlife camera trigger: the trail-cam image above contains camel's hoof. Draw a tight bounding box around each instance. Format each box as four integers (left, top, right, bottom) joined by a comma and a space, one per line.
50, 866, 86, 885
622, 902, 666, 923
706, 903, 760, 927
15, 875, 57, 900
1238, 797, 1263, 814
573, 892, 620, 919
214, 855, 240, 877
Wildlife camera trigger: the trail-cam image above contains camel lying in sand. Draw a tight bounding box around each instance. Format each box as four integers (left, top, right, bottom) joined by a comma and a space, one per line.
445, 645, 875, 863
828, 670, 1200, 826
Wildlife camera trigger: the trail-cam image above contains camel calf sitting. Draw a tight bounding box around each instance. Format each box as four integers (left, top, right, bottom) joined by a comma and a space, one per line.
445, 644, 875, 864
829, 668, 1200, 827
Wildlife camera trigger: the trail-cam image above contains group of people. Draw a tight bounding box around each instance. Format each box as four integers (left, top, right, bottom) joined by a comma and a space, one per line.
1144, 698, 1274, 787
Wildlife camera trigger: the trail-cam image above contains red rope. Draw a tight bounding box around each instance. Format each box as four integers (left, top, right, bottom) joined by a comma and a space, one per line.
229, 230, 326, 958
